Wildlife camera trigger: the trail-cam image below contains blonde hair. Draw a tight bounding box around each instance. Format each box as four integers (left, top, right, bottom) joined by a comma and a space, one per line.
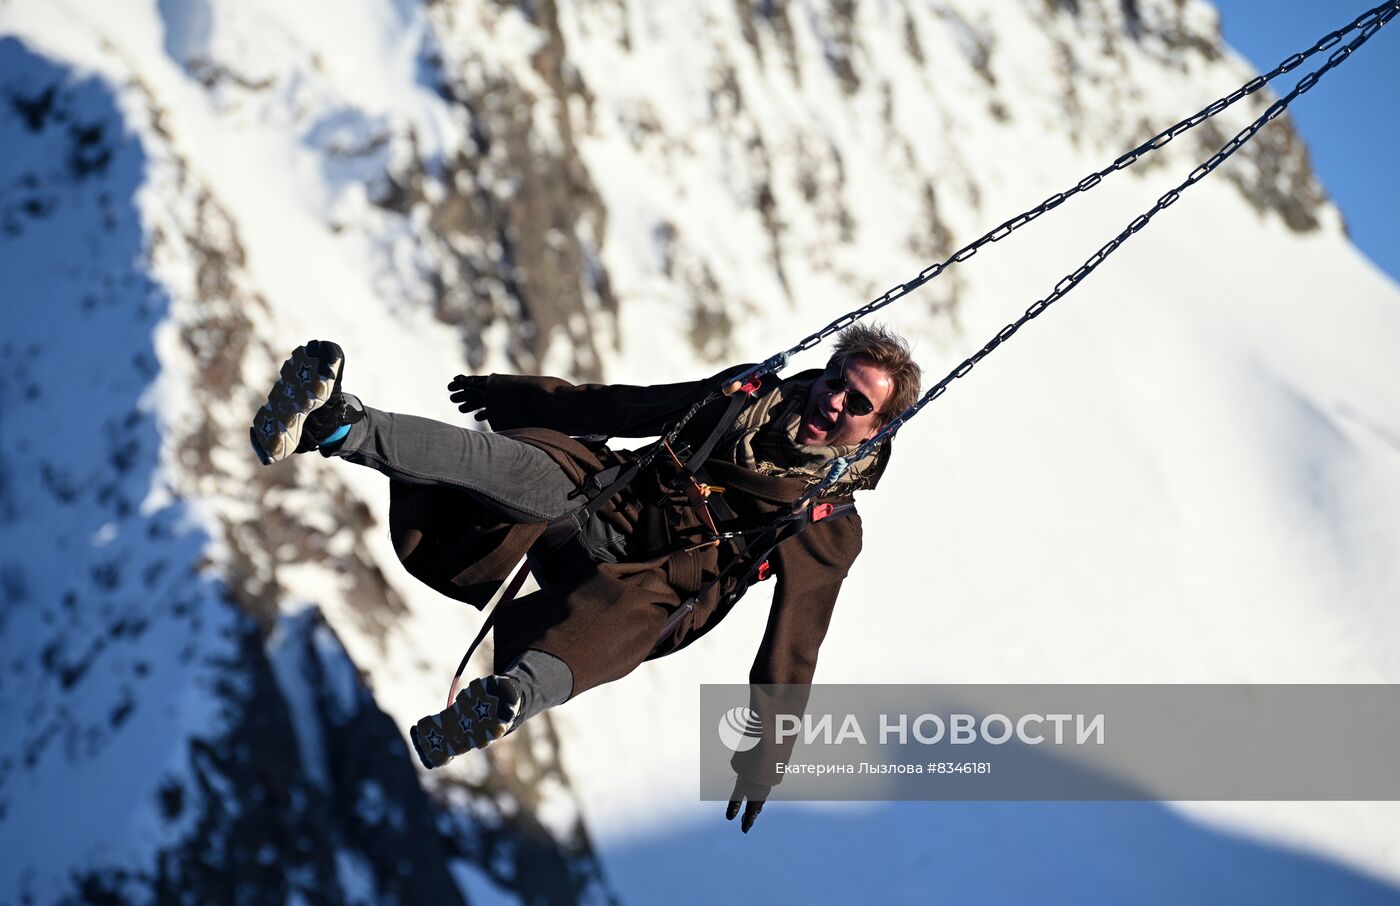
828, 323, 921, 422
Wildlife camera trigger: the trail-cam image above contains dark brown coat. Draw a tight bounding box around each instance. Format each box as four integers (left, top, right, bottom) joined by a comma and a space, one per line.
387, 367, 890, 783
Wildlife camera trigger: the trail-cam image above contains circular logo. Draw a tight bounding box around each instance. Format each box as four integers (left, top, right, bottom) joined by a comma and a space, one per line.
717, 706, 763, 752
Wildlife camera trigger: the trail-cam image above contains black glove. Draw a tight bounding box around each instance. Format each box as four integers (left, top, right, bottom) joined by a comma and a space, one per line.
448, 374, 489, 422
725, 778, 770, 833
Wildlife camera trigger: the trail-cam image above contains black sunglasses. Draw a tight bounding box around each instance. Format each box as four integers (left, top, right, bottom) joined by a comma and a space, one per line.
822, 370, 877, 418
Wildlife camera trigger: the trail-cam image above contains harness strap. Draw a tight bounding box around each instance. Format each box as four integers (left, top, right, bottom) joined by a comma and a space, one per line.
566, 380, 755, 536
444, 554, 532, 709
651, 500, 857, 653
677, 390, 752, 479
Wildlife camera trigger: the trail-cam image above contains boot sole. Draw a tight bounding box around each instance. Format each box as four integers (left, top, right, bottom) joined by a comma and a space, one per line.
410, 676, 519, 769
250, 341, 343, 464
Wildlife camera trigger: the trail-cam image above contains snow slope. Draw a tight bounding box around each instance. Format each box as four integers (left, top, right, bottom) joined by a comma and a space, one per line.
1, 0, 1398, 901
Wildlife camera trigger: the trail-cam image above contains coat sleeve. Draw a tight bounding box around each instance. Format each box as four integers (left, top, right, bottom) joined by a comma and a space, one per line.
483, 366, 747, 438
730, 512, 863, 786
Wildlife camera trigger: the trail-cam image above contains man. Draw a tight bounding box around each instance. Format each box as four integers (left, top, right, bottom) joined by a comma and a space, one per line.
251, 324, 920, 831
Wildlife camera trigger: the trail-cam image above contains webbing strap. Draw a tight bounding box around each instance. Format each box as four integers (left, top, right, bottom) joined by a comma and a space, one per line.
651, 501, 857, 652
678, 391, 751, 479
444, 554, 532, 709
571, 381, 752, 529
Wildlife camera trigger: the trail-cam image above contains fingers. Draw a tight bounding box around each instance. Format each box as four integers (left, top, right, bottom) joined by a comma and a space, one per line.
448, 375, 488, 416
725, 797, 763, 832
726, 778, 769, 833
726, 781, 765, 832
449, 375, 489, 420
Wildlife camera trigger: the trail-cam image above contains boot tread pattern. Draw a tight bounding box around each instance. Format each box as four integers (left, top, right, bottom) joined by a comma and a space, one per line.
410, 676, 519, 770
250, 342, 342, 464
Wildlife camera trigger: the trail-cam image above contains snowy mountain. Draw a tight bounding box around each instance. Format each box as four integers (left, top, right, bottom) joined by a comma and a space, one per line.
2, 0, 1398, 902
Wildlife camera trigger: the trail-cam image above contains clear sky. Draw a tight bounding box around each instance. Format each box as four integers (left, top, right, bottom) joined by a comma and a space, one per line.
1210, 0, 1400, 286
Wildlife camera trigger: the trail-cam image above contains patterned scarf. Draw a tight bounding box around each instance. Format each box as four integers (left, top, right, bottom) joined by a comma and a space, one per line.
717, 377, 882, 491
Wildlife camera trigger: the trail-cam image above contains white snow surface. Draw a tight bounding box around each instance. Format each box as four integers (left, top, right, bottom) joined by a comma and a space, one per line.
2, 0, 1399, 901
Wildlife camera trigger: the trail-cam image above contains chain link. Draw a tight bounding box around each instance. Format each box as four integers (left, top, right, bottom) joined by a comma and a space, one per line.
794, 0, 1399, 505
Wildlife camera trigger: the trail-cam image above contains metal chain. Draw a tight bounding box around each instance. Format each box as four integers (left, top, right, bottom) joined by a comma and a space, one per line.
761, 0, 1399, 373
668, 0, 1395, 439
795, 0, 1400, 505
620, 1, 1399, 507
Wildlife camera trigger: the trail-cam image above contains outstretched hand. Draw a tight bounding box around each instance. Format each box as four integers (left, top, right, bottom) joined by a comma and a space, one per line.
725, 778, 770, 834
448, 374, 489, 422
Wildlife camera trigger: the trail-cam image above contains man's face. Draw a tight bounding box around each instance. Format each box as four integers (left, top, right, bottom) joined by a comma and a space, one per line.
796, 354, 895, 446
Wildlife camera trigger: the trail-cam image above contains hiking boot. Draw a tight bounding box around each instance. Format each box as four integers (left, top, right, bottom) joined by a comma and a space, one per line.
410, 675, 523, 770
250, 340, 361, 464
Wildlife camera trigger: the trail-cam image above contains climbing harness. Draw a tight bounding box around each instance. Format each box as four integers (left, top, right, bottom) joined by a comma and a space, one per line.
440, 377, 766, 704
